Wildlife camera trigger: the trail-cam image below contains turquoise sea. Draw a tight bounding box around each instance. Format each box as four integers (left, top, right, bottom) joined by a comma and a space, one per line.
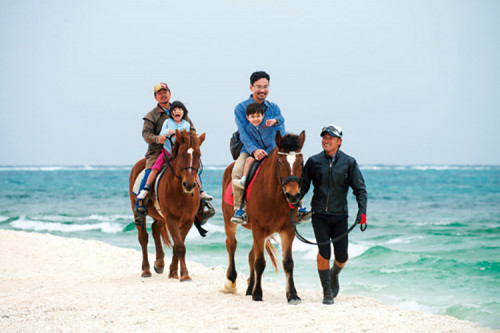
1, 165, 499, 330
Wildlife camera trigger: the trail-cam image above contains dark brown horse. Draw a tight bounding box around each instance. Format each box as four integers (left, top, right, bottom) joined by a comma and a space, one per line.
129, 130, 205, 280
222, 131, 305, 303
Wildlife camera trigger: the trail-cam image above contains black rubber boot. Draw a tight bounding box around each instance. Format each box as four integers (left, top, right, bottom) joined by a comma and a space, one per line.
330, 262, 344, 298
133, 212, 145, 227
318, 269, 334, 305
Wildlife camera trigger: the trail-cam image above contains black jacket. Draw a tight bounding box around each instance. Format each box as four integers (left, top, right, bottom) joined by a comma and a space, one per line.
301, 150, 367, 216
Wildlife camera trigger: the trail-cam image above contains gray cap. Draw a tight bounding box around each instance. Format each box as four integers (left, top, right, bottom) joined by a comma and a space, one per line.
320, 124, 343, 138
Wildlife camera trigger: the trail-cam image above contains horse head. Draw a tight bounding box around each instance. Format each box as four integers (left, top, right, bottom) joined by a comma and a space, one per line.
275, 130, 306, 206
170, 130, 206, 194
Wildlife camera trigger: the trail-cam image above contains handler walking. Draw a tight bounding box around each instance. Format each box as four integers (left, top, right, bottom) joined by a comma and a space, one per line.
300, 124, 367, 304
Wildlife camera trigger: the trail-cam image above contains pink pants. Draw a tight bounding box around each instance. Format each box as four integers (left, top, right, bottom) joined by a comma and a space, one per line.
152, 149, 170, 171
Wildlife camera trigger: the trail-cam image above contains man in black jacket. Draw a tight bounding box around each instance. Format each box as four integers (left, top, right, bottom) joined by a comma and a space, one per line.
300, 124, 367, 304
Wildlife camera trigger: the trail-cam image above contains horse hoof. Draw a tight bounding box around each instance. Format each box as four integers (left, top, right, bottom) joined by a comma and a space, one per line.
223, 279, 237, 294
252, 297, 263, 302
141, 271, 152, 278
180, 277, 192, 282
288, 298, 301, 305
154, 264, 164, 274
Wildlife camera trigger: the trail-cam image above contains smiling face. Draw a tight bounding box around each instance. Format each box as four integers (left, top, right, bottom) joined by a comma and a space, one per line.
321, 133, 342, 156
250, 78, 269, 104
171, 107, 184, 124
154, 88, 171, 106
247, 112, 264, 126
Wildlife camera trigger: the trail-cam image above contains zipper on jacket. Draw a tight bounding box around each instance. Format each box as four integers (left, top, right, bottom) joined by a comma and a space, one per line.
325, 159, 333, 212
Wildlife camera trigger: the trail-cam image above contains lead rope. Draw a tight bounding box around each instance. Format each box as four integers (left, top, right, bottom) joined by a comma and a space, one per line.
289, 209, 360, 245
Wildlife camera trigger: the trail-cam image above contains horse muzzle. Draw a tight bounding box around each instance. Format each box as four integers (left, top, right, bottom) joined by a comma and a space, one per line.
285, 191, 301, 206
182, 181, 197, 194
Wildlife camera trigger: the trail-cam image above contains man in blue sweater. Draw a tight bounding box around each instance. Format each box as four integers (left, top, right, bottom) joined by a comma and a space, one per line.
231, 71, 285, 224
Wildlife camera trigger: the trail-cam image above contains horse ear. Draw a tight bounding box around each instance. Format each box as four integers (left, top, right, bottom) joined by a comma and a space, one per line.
275, 131, 283, 148
175, 129, 183, 144
198, 132, 206, 146
298, 130, 306, 150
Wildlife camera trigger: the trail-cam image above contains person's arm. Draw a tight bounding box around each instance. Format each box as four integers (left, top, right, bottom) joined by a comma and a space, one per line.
300, 159, 312, 199
142, 118, 159, 144
266, 104, 285, 136
185, 115, 196, 134
349, 159, 367, 227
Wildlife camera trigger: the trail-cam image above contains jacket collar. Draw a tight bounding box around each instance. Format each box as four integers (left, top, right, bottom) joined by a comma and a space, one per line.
322, 150, 341, 163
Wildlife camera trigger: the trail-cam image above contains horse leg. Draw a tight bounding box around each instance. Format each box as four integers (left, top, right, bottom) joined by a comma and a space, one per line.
151, 219, 165, 274
165, 217, 181, 279
224, 218, 238, 293
246, 245, 255, 296
177, 221, 192, 282
136, 224, 151, 277
251, 235, 266, 301
280, 230, 301, 304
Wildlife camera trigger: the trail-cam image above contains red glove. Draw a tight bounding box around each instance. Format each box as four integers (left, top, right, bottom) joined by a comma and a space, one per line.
357, 212, 367, 231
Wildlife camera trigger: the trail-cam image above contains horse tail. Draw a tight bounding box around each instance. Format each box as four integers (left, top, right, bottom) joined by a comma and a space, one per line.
161, 226, 173, 249
265, 236, 279, 273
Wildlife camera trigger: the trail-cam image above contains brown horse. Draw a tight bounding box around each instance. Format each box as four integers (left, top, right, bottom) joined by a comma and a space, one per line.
129, 130, 205, 280
222, 131, 305, 303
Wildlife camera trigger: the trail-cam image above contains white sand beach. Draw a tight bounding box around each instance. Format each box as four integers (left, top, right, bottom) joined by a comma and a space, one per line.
0, 229, 496, 332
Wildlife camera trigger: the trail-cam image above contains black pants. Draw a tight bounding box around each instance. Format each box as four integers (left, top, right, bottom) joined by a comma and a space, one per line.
312, 213, 348, 263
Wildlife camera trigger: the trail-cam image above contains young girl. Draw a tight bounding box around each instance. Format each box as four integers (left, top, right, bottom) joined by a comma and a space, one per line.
136, 101, 212, 213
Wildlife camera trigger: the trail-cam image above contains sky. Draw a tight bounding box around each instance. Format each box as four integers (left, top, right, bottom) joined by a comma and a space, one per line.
1, 0, 499, 166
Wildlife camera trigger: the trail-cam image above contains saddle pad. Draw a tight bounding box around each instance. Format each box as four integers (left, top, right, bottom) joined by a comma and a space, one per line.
132, 169, 146, 196
132, 168, 165, 218
223, 162, 264, 206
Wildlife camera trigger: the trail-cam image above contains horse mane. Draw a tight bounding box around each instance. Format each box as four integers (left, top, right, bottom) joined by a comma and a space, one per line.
281, 133, 300, 152
170, 130, 199, 160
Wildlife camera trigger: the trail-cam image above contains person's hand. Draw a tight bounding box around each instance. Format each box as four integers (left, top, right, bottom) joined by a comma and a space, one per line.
253, 149, 268, 161
356, 212, 367, 231
265, 119, 277, 127
168, 129, 176, 136
157, 135, 168, 144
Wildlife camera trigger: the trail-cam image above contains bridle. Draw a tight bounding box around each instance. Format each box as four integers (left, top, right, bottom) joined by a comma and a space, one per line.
276, 151, 303, 208
163, 143, 202, 181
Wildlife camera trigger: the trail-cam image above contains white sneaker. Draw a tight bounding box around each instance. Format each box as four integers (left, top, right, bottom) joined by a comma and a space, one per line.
200, 191, 213, 201
137, 189, 149, 200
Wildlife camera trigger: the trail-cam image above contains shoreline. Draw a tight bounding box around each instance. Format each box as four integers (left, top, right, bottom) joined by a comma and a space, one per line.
0, 230, 496, 332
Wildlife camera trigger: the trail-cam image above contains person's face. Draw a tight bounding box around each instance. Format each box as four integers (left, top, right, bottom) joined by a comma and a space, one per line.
250, 78, 269, 103
171, 107, 184, 123
247, 112, 264, 126
154, 89, 171, 105
322, 134, 342, 156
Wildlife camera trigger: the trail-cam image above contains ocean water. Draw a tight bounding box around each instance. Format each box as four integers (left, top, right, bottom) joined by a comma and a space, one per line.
1, 165, 499, 329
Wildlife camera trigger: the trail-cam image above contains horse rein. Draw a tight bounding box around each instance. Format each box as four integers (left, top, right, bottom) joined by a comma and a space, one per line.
162, 146, 202, 181
290, 209, 360, 246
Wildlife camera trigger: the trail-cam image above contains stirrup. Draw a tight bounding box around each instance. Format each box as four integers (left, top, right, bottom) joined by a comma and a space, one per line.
297, 208, 312, 223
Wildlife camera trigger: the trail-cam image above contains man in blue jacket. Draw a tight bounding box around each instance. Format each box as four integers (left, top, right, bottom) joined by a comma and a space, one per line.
300, 124, 367, 304
231, 71, 285, 224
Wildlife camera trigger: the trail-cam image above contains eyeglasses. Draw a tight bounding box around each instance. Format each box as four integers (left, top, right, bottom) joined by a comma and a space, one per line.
253, 85, 269, 90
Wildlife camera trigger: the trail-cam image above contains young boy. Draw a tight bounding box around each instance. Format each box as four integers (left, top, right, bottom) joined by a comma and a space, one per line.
136, 101, 212, 215
233, 103, 276, 189
231, 103, 282, 223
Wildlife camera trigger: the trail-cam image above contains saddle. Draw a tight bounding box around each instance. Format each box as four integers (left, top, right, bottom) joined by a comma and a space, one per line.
223, 158, 265, 207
